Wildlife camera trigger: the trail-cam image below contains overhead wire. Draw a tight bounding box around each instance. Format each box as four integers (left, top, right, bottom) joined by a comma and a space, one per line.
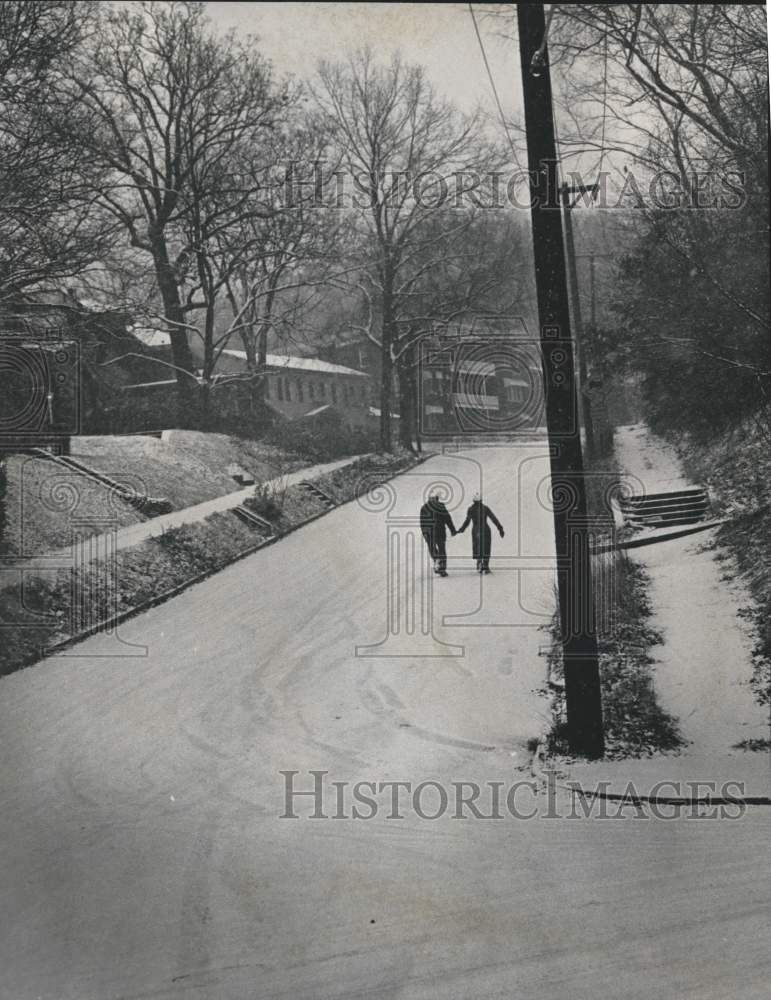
467, 3, 527, 175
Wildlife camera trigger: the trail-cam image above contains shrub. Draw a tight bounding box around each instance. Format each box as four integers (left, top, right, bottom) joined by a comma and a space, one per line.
266, 409, 378, 462
250, 480, 287, 522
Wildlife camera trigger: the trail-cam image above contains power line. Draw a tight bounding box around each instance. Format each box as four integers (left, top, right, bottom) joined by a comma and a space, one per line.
467, 3, 527, 174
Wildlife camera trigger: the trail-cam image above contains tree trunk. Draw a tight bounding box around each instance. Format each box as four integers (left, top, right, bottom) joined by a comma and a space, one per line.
151, 235, 195, 384
380, 344, 393, 452
257, 322, 268, 368
396, 347, 418, 452
379, 271, 395, 452
201, 298, 216, 430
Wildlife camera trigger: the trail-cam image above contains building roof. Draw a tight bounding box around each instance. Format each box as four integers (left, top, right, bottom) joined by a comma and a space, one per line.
222, 350, 369, 378
121, 379, 178, 390
131, 327, 172, 348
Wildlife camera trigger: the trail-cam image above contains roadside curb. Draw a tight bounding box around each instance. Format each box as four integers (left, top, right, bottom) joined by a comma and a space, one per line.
527, 675, 771, 809
570, 786, 771, 806
531, 751, 771, 807
23, 452, 434, 668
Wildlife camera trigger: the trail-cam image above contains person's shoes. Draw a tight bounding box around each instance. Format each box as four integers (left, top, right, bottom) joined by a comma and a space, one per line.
476, 560, 482, 572
483, 567, 491, 574
438, 570, 448, 577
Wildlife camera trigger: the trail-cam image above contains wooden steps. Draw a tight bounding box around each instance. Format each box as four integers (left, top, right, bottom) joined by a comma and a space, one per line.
619, 486, 710, 529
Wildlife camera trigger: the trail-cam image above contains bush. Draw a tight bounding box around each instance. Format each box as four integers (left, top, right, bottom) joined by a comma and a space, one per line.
266, 409, 378, 462
544, 450, 685, 758
250, 480, 287, 522
546, 553, 684, 758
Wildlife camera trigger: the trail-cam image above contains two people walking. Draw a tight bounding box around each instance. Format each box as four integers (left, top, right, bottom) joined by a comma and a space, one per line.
420, 492, 504, 577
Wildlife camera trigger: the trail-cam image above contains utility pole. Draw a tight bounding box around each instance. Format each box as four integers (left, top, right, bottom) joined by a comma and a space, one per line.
517, 3, 604, 758
561, 182, 596, 459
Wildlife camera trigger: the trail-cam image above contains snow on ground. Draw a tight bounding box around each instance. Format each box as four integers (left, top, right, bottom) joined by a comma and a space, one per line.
614, 423, 692, 494
1, 442, 770, 999
642, 533, 770, 755
16, 454, 367, 569
614, 423, 769, 758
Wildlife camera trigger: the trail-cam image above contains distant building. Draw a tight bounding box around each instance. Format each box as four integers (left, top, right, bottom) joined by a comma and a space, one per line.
318, 332, 380, 379
218, 350, 374, 428
418, 332, 543, 436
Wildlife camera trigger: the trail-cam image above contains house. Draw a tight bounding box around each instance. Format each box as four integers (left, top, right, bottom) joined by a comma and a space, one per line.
418, 333, 543, 435
318, 332, 381, 379
218, 350, 374, 428
96, 324, 375, 431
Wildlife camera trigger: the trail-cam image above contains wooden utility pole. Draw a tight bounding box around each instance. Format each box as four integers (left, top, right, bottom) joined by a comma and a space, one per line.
561, 182, 596, 459
517, 2, 604, 758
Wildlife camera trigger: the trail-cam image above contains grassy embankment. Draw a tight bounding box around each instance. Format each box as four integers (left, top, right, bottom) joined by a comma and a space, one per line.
1, 431, 308, 558
545, 454, 685, 759
0, 450, 417, 677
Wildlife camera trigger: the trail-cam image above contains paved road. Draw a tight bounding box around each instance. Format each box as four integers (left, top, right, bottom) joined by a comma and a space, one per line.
1, 443, 769, 1000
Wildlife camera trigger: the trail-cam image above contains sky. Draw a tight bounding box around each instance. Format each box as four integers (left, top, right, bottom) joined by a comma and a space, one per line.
202, 2, 621, 185
204, 2, 522, 116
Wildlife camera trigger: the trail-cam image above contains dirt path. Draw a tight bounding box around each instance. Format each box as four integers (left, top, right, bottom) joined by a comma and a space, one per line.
615, 424, 770, 756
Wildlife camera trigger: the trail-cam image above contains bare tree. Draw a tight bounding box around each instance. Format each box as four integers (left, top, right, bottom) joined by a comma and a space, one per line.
483, 4, 771, 439
219, 122, 347, 384
61, 0, 284, 400
484, 4, 767, 186
313, 49, 504, 451
391, 211, 536, 449
0, 2, 112, 311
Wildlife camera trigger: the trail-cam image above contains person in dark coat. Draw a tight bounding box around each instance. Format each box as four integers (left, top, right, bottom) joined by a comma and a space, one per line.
420, 492, 456, 576
458, 493, 504, 573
